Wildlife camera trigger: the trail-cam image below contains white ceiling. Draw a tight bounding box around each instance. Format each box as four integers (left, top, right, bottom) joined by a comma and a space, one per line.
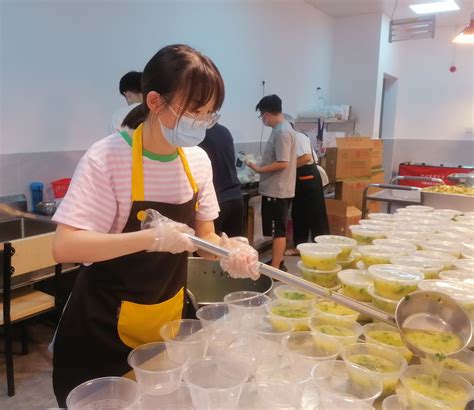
305, 0, 473, 26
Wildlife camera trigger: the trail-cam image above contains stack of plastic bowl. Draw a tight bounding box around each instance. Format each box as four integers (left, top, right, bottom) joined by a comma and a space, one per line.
160, 319, 208, 364
283, 331, 340, 379
421, 240, 462, 258
391, 255, 444, 279
309, 316, 363, 350
362, 323, 413, 363
255, 363, 311, 408
66, 377, 141, 410
183, 356, 249, 410
196, 303, 232, 339
412, 250, 457, 270
337, 269, 373, 302
366, 265, 424, 314
296, 243, 342, 289
372, 239, 417, 254
385, 230, 428, 249
315, 235, 357, 270
358, 245, 406, 268
223, 291, 270, 329
397, 365, 473, 410
311, 360, 383, 409
349, 224, 386, 245
127, 342, 184, 396
341, 342, 408, 396
266, 299, 314, 331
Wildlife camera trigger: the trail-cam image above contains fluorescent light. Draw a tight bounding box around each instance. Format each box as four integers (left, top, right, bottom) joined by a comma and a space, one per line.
453, 13, 474, 44
410, 1, 459, 15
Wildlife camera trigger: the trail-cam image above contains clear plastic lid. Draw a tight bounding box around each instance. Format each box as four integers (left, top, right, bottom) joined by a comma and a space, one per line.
296, 243, 341, 255
421, 240, 461, 257
359, 219, 394, 227
367, 213, 395, 221
385, 230, 427, 243
368, 264, 424, 284
358, 245, 405, 257
314, 235, 357, 248
390, 255, 444, 272
405, 205, 434, 212
418, 280, 474, 305
274, 284, 317, 302
412, 250, 457, 263
372, 239, 417, 253
439, 270, 474, 283
337, 269, 373, 287
349, 225, 387, 234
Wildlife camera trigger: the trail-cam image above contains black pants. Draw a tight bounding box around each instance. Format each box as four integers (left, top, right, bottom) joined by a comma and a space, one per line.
214, 198, 244, 237
291, 164, 330, 246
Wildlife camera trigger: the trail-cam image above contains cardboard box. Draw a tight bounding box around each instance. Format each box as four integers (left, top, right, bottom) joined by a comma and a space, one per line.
335, 137, 372, 179
335, 178, 371, 210
367, 168, 385, 213
325, 199, 361, 237
371, 139, 384, 169
321, 147, 337, 183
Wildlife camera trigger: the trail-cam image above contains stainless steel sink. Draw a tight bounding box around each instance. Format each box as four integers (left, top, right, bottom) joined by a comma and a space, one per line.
0, 217, 56, 242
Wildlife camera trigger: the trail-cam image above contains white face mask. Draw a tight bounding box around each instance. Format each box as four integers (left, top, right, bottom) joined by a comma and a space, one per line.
158, 114, 207, 147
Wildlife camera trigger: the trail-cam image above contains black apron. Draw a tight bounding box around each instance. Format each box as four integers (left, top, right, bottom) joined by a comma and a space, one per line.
291, 158, 330, 246
52, 124, 198, 407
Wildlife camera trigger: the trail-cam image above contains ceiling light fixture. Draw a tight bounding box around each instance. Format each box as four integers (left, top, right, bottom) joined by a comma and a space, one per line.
410, 0, 459, 15
453, 13, 474, 44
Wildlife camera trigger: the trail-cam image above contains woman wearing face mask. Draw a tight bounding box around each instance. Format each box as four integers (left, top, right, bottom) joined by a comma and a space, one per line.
51, 44, 259, 407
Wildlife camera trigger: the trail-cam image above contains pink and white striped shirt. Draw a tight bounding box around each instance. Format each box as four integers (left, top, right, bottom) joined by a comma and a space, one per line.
53, 133, 219, 233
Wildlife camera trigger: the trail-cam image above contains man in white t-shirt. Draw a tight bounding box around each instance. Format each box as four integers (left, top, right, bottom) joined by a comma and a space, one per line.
110, 71, 143, 133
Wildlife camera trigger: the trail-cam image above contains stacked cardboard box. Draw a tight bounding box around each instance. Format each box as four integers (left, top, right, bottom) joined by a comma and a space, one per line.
325, 199, 362, 236
320, 138, 385, 229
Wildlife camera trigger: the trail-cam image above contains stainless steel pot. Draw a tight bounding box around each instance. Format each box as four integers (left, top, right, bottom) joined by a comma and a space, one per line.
186, 257, 273, 310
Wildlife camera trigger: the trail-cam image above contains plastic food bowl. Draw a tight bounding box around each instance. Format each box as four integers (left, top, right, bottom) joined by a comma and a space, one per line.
358, 245, 405, 267
283, 331, 340, 378
314, 299, 360, 325
267, 300, 314, 332
412, 250, 457, 270
418, 279, 474, 321
183, 356, 249, 410
312, 360, 383, 405
439, 348, 474, 384
337, 269, 373, 302
297, 261, 341, 288
385, 230, 427, 248
223, 291, 271, 329
66, 377, 141, 409
359, 219, 394, 229
367, 285, 399, 314
453, 258, 474, 271
368, 265, 423, 300
362, 323, 412, 363
250, 315, 294, 344
372, 239, 417, 254
399, 365, 473, 410
255, 365, 310, 408
196, 303, 232, 339
309, 316, 363, 349
160, 319, 207, 364
314, 235, 357, 261
349, 225, 386, 245
439, 269, 474, 283
433, 209, 463, 218
338, 255, 355, 269
341, 342, 408, 395
421, 240, 461, 258
127, 342, 184, 396
273, 284, 316, 306
297, 243, 341, 270
390, 255, 443, 279
405, 205, 434, 213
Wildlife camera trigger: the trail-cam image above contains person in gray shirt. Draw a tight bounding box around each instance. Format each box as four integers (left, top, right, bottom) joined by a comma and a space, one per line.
247, 95, 296, 271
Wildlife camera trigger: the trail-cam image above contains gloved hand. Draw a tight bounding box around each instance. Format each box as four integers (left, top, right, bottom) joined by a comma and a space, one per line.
219, 234, 260, 280
141, 209, 197, 254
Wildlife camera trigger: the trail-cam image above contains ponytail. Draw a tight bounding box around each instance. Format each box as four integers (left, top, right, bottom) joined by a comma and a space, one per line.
121, 103, 148, 129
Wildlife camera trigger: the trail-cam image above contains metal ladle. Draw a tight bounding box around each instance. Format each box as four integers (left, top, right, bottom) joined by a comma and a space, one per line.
395, 290, 472, 359
186, 234, 473, 357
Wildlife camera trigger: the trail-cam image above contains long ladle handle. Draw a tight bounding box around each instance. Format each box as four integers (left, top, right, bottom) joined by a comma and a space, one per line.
185, 234, 396, 326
